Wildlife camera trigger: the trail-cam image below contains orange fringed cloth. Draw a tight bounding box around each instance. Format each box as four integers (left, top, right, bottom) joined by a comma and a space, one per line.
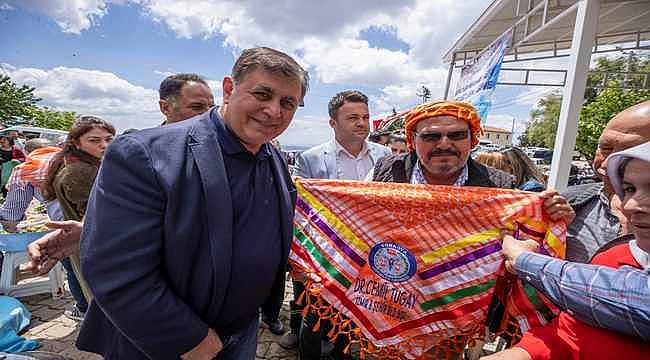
290, 179, 566, 358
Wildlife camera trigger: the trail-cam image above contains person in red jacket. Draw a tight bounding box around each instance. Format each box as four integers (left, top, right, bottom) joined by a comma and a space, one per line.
484, 141, 650, 360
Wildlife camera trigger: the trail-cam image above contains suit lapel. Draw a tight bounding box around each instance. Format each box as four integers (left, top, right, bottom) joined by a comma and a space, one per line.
368, 143, 383, 167
323, 140, 337, 179
188, 111, 233, 307
270, 151, 295, 264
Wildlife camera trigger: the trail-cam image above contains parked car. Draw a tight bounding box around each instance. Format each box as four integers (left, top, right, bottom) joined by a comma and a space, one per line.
0, 126, 68, 142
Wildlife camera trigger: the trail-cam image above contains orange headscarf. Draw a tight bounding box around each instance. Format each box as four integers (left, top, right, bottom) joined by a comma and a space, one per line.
404, 100, 483, 151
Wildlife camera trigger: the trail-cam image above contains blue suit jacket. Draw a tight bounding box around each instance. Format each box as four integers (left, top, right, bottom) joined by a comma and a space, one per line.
77, 109, 295, 359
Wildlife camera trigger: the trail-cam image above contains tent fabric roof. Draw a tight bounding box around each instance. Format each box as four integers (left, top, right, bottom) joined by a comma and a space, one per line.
443, 0, 650, 63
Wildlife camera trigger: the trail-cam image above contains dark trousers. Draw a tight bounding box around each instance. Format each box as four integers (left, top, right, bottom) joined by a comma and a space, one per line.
290, 280, 305, 334
217, 316, 260, 360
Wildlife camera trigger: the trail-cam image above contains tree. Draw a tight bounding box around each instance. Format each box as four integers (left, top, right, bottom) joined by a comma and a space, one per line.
576, 88, 650, 158
31, 107, 76, 131
519, 53, 650, 157
0, 75, 76, 130
0, 75, 41, 125
519, 91, 562, 149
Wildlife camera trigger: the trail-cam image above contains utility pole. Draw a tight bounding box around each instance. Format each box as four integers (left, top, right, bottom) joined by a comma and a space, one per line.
511, 117, 516, 146
416, 86, 431, 104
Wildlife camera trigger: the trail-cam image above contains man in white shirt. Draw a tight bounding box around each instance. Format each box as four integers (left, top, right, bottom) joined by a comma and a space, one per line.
295, 90, 391, 180
287, 90, 390, 357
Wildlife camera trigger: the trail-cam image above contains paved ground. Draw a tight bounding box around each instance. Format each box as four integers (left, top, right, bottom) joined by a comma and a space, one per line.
20, 279, 299, 360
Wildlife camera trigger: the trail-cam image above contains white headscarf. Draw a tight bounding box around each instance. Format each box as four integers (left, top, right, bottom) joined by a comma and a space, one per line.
606, 141, 650, 199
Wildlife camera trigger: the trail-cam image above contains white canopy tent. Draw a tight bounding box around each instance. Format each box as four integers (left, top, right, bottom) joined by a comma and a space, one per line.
442, 0, 650, 191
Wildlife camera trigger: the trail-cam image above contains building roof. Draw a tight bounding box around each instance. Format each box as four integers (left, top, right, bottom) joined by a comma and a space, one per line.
482, 125, 512, 134
443, 0, 650, 63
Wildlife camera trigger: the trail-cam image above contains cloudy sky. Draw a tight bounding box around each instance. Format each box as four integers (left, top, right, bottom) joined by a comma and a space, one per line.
0, 0, 563, 146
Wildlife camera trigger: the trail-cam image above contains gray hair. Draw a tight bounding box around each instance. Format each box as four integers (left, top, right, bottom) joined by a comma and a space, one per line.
25, 138, 52, 153
232, 47, 309, 105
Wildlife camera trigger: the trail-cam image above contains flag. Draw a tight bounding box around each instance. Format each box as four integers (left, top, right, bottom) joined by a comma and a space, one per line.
290, 179, 565, 358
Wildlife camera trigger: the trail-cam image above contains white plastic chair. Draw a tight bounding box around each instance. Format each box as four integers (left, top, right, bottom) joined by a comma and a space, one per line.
0, 251, 65, 298
0, 231, 65, 298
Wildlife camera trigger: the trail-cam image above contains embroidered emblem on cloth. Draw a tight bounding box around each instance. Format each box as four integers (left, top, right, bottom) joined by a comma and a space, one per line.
291, 179, 566, 358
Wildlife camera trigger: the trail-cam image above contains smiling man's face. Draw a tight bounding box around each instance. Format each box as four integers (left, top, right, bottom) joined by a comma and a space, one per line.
413, 115, 472, 184
221, 68, 302, 154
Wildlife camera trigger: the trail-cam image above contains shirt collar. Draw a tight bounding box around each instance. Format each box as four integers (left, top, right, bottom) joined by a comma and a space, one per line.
411, 160, 468, 186
335, 140, 370, 158
212, 108, 271, 158
629, 240, 650, 270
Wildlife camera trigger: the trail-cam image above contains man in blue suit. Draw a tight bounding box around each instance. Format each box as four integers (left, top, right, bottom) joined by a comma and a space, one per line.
76, 47, 309, 360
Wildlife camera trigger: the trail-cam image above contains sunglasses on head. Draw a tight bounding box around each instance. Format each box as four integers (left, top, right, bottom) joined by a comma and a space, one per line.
415, 130, 469, 143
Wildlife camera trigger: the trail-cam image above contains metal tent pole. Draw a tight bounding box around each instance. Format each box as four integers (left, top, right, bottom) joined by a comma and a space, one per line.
443, 53, 456, 100
548, 0, 600, 191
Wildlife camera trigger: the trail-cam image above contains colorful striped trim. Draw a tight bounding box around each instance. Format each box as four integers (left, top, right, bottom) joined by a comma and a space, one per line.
522, 283, 556, 323
418, 242, 502, 280
420, 279, 497, 311
420, 228, 501, 264
516, 222, 546, 239
516, 218, 565, 258
324, 280, 492, 340
293, 227, 352, 288
296, 197, 366, 266
296, 182, 370, 253
419, 256, 501, 296
294, 212, 359, 278
545, 230, 565, 258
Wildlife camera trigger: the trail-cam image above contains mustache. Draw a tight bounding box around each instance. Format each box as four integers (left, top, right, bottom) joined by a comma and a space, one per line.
427, 149, 459, 158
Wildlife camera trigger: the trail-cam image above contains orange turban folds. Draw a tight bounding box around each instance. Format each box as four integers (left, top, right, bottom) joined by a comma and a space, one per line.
404, 100, 483, 151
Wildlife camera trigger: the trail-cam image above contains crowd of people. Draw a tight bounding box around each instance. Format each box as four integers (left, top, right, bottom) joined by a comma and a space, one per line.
0, 46, 646, 360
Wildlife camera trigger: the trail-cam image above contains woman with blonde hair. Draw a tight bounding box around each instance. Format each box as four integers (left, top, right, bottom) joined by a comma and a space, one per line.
475, 148, 546, 191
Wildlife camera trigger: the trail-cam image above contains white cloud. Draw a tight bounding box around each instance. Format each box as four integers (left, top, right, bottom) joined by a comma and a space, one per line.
153, 70, 175, 77
5, 0, 123, 34
2, 63, 161, 129
277, 114, 332, 147
8, 0, 497, 141
11, 0, 487, 112
514, 86, 561, 107
0, 2, 14, 10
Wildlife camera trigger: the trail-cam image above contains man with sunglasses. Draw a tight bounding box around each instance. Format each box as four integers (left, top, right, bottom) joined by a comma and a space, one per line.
369, 101, 572, 231
368, 100, 574, 355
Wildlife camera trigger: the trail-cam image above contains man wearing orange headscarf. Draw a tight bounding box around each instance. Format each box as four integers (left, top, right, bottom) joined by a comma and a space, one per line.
370, 100, 507, 187
369, 100, 572, 216
368, 100, 575, 352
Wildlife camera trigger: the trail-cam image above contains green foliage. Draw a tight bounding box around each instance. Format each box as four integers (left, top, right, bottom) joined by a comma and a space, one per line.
577, 88, 650, 158
30, 107, 76, 131
0, 75, 75, 131
519, 91, 562, 149
0, 75, 41, 125
520, 53, 650, 157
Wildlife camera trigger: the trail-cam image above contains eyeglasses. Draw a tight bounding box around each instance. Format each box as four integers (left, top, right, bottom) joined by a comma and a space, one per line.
415, 130, 469, 143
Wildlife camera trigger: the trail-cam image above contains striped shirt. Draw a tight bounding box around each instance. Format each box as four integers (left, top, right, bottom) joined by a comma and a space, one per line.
516, 252, 650, 341
410, 160, 468, 186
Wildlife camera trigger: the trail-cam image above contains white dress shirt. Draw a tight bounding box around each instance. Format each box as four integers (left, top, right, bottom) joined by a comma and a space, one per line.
335, 140, 374, 180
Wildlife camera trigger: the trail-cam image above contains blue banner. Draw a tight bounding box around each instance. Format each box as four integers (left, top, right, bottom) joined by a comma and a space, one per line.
454, 30, 512, 124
